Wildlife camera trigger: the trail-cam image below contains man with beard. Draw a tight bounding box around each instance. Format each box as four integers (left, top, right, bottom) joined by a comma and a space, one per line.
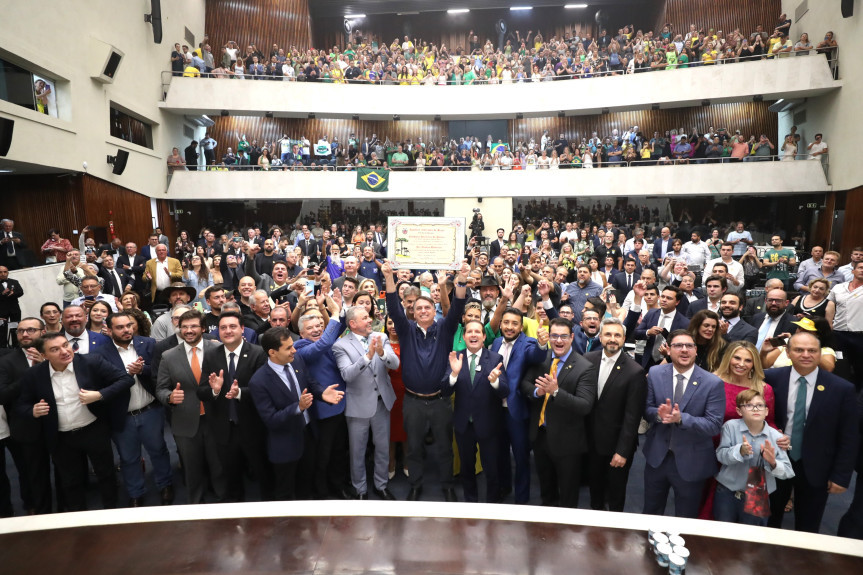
573, 308, 603, 354
490, 307, 548, 504
504, 248, 520, 273
150, 283, 196, 341
564, 264, 603, 324
584, 317, 647, 512
254, 239, 285, 277
478, 276, 500, 325
749, 288, 795, 350
719, 292, 758, 345
61, 305, 111, 355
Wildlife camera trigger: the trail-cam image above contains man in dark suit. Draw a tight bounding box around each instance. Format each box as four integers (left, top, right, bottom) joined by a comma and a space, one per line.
610, 257, 640, 302
720, 292, 758, 345
585, 317, 647, 512
766, 332, 859, 533
96, 254, 131, 298
117, 242, 149, 295
93, 312, 173, 507
297, 229, 321, 264
685, 274, 726, 318
748, 288, 796, 350
61, 305, 111, 354
199, 312, 269, 502
249, 327, 344, 500
490, 307, 548, 504
488, 228, 507, 261
642, 329, 725, 518
443, 321, 509, 503
0, 219, 27, 270
0, 317, 52, 514
359, 230, 384, 260
572, 307, 603, 355
633, 285, 690, 369
742, 278, 785, 323
17, 332, 134, 511
521, 318, 597, 508
652, 227, 673, 266
0, 266, 23, 348
140, 234, 162, 261
155, 309, 226, 504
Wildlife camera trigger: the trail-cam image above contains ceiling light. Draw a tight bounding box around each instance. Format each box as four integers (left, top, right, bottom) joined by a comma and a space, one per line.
447, 9, 470, 14
564, 4, 589, 8
345, 14, 365, 19
510, 6, 533, 11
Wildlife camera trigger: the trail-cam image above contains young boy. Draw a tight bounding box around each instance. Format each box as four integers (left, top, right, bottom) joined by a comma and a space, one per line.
715, 389, 794, 525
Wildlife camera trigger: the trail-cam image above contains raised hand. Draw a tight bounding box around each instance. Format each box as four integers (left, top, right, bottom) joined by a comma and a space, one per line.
208, 369, 225, 393
536, 326, 549, 347
761, 439, 776, 467
537, 279, 550, 297
331, 287, 343, 309
170, 382, 184, 404
488, 362, 503, 383
449, 351, 464, 374
740, 435, 753, 457
381, 260, 393, 276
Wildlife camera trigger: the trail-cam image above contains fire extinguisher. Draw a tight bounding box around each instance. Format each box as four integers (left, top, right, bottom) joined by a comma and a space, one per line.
109, 211, 115, 239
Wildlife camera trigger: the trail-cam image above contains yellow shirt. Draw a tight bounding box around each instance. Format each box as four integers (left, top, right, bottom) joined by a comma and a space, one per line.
183, 65, 200, 77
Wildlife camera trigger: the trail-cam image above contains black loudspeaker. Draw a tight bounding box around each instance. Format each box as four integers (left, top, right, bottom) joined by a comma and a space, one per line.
107, 149, 129, 175
103, 51, 122, 79
0, 118, 13, 156
841, 0, 853, 17
145, 0, 163, 44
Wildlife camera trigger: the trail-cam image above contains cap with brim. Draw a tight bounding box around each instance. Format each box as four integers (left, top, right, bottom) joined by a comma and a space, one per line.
162, 282, 197, 301
479, 275, 501, 291
791, 317, 816, 332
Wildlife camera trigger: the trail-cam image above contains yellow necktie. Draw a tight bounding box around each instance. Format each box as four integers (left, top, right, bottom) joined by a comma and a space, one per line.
538, 358, 560, 427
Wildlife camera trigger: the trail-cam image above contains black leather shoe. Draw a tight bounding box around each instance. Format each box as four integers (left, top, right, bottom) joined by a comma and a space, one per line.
373, 487, 397, 501
336, 488, 355, 500
160, 485, 175, 506
356, 493, 368, 500
442, 488, 458, 502
407, 487, 423, 501
129, 498, 144, 508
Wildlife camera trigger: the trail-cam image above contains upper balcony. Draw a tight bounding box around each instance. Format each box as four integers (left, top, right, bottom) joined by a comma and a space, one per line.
165, 158, 831, 201
161, 55, 841, 120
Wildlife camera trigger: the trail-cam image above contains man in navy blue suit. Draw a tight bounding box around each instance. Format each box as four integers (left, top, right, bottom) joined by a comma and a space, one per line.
17, 332, 134, 511
491, 307, 547, 504
61, 305, 111, 354
652, 227, 673, 266
444, 320, 509, 503
94, 312, 174, 507
633, 285, 690, 369
719, 292, 758, 345
249, 327, 344, 500
610, 257, 641, 302
765, 332, 859, 533
642, 329, 724, 518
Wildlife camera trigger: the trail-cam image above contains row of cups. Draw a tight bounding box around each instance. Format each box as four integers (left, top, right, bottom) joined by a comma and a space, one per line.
648, 529, 690, 573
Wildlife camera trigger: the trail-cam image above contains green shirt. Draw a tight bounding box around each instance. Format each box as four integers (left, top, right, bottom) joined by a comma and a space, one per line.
452, 323, 498, 352
764, 248, 796, 280
391, 152, 409, 166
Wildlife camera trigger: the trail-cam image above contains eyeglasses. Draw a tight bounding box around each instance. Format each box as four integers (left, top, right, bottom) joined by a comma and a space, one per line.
549, 334, 571, 341
765, 298, 786, 303
669, 343, 696, 349
18, 328, 42, 334
742, 403, 767, 411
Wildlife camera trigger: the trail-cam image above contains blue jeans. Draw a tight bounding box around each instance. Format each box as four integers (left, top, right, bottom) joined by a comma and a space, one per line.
112, 403, 173, 498
714, 482, 769, 526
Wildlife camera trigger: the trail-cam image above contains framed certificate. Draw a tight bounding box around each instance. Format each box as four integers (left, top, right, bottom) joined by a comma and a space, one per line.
387, 216, 466, 270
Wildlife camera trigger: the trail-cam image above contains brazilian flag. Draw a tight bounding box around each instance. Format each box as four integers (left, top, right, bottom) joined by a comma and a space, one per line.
357, 167, 389, 191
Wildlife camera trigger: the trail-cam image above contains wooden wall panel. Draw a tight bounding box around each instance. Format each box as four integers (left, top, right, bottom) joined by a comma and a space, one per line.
205, 0, 312, 53
509, 102, 778, 148
840, 186, 863, 255
313, 4, 665, 53
81, 176, 155, 247
658, 0, 782, 38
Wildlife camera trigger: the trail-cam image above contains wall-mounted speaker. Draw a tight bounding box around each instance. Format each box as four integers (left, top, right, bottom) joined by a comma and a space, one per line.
145, 0, 163, 44
89, 38, 125, 84
0, 118, 13, 156
107, 149, 129, 175
841, 0, 853, 17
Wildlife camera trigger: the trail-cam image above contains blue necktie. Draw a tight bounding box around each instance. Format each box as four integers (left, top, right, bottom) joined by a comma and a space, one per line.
790, 376, 808, 461
285, 365, 309, 424
756, 316, 774, 350
227, 352, 238, 423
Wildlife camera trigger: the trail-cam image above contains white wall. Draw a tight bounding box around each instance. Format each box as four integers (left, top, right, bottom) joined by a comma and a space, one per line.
445, 197, 513, 249
0, 0, 205, 196
780, 0, 862, 191
162, 55, 838, 120
166, 161, 831, 201
9, 263, 65, 319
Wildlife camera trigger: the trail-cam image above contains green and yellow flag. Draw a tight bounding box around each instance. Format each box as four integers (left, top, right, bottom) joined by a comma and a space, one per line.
356, 167, 389, 191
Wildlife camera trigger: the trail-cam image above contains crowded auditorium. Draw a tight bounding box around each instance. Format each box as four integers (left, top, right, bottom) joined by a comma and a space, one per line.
1, 0, 862, 572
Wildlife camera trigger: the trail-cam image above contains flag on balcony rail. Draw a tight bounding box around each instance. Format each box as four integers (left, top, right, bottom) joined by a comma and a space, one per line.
357, 167, 389, 191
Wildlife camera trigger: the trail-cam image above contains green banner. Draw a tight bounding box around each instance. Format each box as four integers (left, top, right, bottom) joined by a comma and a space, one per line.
356, 167, 389, 192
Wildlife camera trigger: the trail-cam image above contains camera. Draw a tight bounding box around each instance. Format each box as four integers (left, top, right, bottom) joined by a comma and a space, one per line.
472, 208, 481, 213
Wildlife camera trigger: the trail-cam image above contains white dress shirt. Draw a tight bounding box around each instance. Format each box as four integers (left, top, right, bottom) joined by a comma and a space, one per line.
155, 259, 172, 291
116, 342, 154, 412
448, 348, 500, 389
184, 340, 205, 372
672, 364, 697, 400
220, 341, 243, 399
785, 367, 818, 439
0, 406, 9, 441
66, 331, 89, 355
597, 350, 622, 398
50, 363, 97, 431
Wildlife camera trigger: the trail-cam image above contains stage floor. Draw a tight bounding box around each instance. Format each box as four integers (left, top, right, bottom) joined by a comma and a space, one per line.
1, 502, 861, 574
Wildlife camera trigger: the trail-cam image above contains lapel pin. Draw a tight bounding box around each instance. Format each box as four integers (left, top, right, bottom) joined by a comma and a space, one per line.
616, 366, 621, 370
692, 381, 698, 386
817, 385, 825, 391
242, 354, 248, 358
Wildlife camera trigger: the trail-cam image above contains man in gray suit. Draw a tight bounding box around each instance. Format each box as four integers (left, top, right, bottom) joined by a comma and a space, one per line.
156, 309, 226, 504
333, 307, 400, 500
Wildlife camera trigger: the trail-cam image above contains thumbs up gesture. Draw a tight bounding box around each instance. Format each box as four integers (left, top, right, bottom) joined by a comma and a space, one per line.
488, 362, 503, 384
170, 382, 184, 404
740, 435, 753, 457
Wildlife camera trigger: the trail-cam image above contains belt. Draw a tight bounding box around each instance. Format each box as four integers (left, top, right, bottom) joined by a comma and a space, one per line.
717, 483, 746, 500
59, 420, 97, 434
405, 388, 441, 399
128, 401, 157, 417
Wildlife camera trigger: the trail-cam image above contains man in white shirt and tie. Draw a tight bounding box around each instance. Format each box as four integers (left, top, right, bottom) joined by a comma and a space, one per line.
585, 318, 647, 512
750, 288, 795, 350
706, 244, 745, 293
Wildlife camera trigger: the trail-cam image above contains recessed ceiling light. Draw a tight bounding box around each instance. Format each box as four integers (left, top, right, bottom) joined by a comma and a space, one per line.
345, 14, 365, 19
564, 4, 589, 8
447, 9, 470, 14
510, 6, 533, 11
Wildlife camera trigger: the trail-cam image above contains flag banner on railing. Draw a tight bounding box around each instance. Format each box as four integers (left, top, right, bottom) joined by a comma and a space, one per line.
357, 167, 389, 191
